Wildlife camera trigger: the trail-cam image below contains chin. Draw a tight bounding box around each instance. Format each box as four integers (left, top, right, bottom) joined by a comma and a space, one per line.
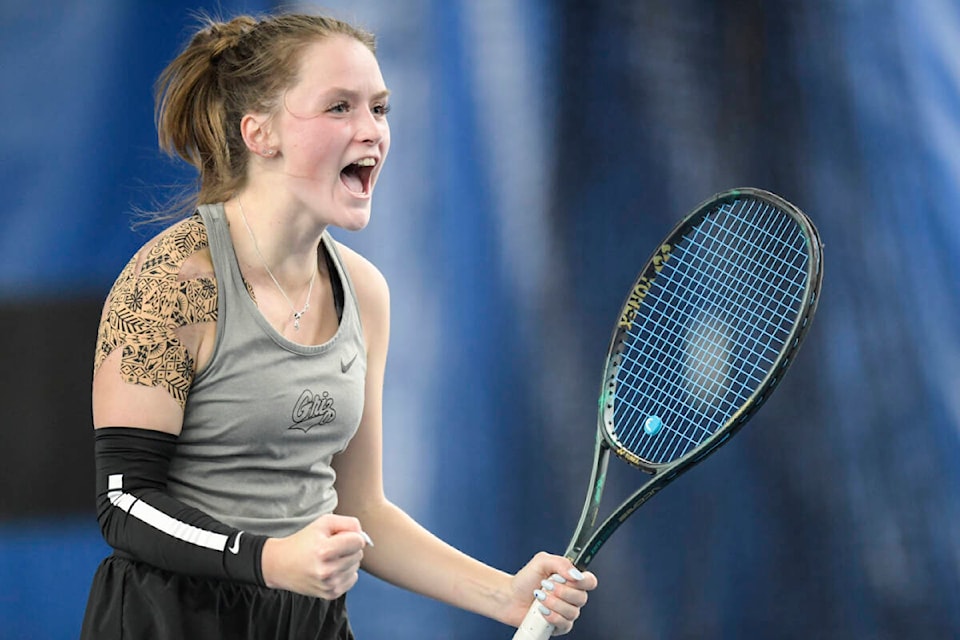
340, 220, 371, 232
336, 207, 372, 232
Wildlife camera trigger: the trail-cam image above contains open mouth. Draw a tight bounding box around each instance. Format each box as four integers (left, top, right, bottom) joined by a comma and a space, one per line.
340, 157, 376, 196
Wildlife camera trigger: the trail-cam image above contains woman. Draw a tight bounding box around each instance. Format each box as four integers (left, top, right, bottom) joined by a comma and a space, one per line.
81, 11, 596, 639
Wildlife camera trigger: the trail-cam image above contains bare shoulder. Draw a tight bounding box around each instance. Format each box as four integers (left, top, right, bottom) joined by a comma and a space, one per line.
96, 215, 217, 340
93, 215, 218, 423
133, 215, 215, 282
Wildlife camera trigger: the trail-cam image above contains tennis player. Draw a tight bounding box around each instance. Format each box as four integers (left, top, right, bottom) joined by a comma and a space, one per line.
79, 10, 596, 640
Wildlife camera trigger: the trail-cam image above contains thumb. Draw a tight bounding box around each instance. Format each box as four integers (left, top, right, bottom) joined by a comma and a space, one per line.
530, 552, 588, 584
310, 514, 374, 547
311, 513, 362, 536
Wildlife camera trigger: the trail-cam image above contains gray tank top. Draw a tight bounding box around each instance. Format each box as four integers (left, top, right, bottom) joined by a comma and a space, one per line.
169, 203, 367, 537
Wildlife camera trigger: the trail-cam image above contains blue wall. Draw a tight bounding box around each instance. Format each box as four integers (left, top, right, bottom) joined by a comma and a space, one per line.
2, 1, 959, 638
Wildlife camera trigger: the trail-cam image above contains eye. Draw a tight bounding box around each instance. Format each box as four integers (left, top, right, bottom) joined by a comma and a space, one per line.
327, 101, 350, 114
373, 103, 391, 117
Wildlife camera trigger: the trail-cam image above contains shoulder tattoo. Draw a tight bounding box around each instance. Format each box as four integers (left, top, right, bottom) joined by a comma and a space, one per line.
94, 216, 217, 408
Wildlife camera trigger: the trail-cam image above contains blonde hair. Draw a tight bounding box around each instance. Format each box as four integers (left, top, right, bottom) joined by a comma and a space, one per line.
151, 12, 376, 220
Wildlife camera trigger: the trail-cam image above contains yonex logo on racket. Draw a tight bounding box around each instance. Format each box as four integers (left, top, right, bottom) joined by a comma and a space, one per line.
617, 244, 672, 329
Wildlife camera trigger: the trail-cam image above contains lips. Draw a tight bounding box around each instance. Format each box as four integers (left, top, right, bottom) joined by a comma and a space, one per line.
340, 157, 377, 196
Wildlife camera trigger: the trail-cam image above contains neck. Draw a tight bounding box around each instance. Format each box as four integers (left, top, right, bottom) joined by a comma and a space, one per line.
229, 193, 324, 283
232, 195, 323, 332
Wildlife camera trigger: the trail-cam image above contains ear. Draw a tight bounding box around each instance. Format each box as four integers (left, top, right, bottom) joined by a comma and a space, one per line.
240, 112, 278, 158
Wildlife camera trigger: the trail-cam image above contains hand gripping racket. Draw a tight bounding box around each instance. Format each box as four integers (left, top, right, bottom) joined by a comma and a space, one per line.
513, 188, 823, 639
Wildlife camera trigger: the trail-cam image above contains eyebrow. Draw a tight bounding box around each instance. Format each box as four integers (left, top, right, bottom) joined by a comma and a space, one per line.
326, 87, 392, 101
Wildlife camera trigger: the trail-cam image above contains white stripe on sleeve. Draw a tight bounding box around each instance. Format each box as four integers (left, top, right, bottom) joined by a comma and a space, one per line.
106, 473, 229, 552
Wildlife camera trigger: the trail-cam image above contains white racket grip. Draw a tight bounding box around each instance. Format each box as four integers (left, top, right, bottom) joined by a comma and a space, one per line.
511, 599, 556, 640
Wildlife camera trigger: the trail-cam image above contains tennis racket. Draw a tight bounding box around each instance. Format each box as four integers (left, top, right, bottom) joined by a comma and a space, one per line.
513, 187, 823, 639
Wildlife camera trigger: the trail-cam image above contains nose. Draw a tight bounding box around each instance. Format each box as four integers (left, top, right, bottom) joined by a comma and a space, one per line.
355, 108, 387, 145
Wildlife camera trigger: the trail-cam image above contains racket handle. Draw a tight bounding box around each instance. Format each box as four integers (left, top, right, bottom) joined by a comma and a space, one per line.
511, 599, 556, 640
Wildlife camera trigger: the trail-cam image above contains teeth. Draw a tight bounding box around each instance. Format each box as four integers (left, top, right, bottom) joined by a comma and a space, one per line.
353, 157, 376, 167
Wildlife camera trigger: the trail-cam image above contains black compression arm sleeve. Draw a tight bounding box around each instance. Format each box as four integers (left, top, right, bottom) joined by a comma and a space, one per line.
94, 427, 267, 586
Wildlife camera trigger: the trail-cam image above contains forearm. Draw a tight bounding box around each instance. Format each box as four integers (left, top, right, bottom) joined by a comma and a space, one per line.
95, 427, 266, 584
351, 500, 515, 624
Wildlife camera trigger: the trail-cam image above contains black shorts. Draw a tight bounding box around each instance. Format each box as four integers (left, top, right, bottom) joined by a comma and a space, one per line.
80, 554, 354, 640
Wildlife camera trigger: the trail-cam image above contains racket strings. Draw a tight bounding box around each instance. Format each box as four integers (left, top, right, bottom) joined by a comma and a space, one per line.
667, 202, 805, 343
614, 210, 797, 456
618, 203, 807, 458
666, 203, 805, 374
656, 206, 801, 422
695, 206, 808, 328
617, 204, 805, 458
611, 198, 811, 463
616, 233, 799, 459
617, 203, 800, 429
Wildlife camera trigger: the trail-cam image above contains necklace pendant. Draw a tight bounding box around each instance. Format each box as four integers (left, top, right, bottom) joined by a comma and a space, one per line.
293, 311, 303, 331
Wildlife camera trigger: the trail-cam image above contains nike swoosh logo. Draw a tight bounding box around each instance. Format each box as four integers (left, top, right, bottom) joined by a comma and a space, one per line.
229, 531, 242, 555
341, 353, 358, 373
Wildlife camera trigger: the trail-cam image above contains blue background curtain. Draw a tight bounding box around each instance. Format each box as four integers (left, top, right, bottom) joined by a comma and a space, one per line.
2, 0, 959, 638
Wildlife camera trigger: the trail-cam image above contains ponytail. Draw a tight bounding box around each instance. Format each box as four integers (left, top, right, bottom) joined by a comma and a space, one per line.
155, 16, 256, 214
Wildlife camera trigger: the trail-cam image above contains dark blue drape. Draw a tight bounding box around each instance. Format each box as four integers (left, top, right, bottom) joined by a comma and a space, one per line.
2, 1, 958, 638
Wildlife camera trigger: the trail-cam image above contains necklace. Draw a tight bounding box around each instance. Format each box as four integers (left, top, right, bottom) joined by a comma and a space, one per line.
236, 198, 317, 331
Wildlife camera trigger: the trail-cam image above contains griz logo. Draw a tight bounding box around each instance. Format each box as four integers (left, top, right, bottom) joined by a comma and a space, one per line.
289, 389, 337, 433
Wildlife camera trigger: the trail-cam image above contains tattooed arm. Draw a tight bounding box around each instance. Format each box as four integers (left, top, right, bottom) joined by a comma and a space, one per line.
93, 215, 217, 432
87, 216, 274, 583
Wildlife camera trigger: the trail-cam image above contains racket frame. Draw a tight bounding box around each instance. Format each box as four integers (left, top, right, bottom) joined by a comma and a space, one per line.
565, 187, 824, 568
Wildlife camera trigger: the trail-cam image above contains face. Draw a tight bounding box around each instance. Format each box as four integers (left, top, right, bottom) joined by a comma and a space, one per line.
267, 35, 391, 231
